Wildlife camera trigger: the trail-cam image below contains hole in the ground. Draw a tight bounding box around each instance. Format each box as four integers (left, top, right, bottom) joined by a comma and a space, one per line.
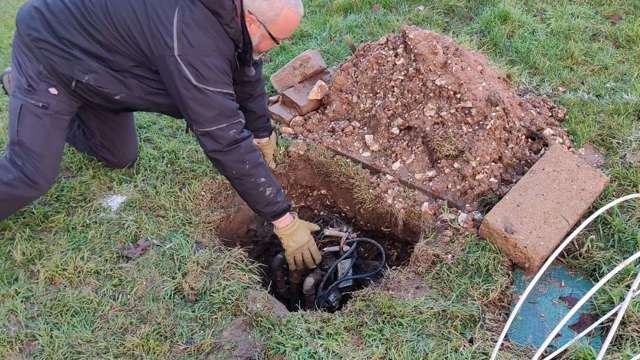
215, 151, 430, 312
217, 204, 417, 312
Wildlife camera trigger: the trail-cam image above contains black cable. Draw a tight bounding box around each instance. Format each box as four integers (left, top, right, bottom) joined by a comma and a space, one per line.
315, 238, 386, 309
324, 239, 385, 292
316, 238, 385, 307
317, 240, 359, 297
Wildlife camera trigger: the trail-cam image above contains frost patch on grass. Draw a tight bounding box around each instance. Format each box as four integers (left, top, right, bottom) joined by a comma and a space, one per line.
100, 194, 128, 212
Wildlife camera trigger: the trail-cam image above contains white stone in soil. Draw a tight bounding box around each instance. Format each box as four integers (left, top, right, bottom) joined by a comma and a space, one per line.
457, 212, 469, 226
364, 134, 380, 152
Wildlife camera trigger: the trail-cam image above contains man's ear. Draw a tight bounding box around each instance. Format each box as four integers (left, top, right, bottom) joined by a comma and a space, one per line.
244, 12, 260, 36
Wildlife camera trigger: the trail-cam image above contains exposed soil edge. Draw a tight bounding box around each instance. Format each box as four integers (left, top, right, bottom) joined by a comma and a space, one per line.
275, 143, 437, 247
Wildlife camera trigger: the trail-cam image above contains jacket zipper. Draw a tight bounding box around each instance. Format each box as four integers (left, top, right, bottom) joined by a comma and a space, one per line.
15, 93, 49, 109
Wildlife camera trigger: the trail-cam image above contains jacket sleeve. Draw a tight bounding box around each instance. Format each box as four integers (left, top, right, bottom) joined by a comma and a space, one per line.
234, 60, 273, 139
158, 54, 291, 222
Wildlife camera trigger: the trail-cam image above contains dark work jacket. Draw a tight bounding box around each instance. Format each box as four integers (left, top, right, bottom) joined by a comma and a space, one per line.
14, 0, 291, 221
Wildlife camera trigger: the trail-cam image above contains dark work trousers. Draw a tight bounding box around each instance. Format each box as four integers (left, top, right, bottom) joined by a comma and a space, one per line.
0, 36, 139, 220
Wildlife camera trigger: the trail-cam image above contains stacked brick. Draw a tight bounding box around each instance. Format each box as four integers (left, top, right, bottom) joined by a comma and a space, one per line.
268, 50, 331, 128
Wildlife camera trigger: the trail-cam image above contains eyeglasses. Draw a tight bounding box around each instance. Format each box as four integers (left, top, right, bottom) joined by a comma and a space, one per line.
249, 10, 283, 46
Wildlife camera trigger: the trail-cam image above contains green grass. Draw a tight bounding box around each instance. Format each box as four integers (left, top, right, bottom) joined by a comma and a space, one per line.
1, 0, 640, 359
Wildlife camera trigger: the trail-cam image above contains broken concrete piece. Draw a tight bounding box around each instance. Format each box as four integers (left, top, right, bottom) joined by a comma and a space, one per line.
271, 49, 327, 93
479, 145, 609, 273
268, 101, 298, 125
281, 72, 331, 115
308, 80, 329, 100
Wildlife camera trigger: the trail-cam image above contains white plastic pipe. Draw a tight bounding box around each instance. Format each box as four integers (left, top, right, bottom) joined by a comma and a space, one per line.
596, 270, 640, 360
490, 193, 640, 360
532, 252, 640, 359
543, 289, 640, 360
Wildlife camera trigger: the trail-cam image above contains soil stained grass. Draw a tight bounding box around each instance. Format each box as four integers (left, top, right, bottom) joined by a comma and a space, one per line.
0, 0, 639, 359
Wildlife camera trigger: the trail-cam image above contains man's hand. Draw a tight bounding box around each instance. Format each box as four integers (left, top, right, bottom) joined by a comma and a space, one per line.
274, 213, 322, 270
254, 132, 277, 169
1, 67, 12, 96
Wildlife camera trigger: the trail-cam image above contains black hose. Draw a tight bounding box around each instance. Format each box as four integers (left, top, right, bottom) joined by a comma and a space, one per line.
315, 238, 386, 309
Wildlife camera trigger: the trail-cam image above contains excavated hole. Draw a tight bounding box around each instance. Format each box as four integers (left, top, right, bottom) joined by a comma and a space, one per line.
213, 150, 434, 312
215, 158, 428, 311
218, 205, 418, 312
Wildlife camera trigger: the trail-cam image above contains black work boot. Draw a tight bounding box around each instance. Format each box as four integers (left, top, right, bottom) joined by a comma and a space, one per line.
1, 67, 12, 96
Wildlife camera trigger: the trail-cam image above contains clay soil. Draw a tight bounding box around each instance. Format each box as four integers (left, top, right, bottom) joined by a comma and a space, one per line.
299, 26, 571, 209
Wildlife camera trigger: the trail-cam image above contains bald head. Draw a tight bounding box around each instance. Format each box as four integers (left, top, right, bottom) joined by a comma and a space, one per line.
244, 0, 304, 39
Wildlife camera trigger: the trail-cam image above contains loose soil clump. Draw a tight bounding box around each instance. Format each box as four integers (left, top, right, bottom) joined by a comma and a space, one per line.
299, 26, 570, 208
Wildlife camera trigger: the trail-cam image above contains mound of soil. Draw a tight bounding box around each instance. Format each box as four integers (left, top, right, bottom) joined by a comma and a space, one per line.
299, 26, 570, 209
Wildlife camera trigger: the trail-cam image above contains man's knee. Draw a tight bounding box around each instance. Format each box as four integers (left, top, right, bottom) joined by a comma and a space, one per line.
11, 162, 59, 203
0, 163, 58, 220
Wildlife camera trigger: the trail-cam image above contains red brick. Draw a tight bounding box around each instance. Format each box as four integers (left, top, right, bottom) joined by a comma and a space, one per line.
281, 71, 331, 115
282, 86, 321, 115
270, 49, 327, 93
479, 145, 609, 273
268, 101, 298, 125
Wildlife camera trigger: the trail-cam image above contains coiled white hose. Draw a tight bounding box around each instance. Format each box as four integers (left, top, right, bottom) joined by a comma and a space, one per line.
543, 290, 640, 359
532, 252, 640, 359
491, 193, 640, 360
596, 270, 640, 360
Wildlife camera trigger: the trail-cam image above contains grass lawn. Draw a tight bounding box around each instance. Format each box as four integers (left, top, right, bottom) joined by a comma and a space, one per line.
1, 0, 639, 359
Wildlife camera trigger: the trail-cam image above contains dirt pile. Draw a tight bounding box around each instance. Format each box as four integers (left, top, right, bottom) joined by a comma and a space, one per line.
298, 26, 570, 209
